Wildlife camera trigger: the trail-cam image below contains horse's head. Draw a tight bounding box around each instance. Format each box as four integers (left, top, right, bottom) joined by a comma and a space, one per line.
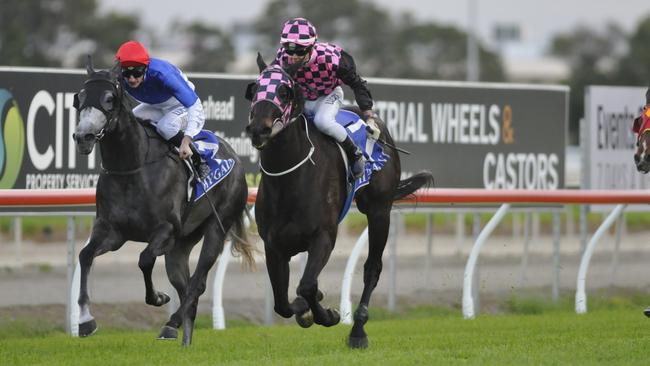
634, 104, 650, 173
72, 56, 124, 155
244, 53, 303, 149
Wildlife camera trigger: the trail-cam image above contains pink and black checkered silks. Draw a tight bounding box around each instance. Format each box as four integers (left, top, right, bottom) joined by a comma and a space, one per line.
280, 18, 317, 46
251, 64, 295, 126
277, 42, 343, 101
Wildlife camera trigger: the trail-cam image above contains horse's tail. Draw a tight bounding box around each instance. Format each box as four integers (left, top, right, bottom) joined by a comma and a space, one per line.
393, 171, 435, 201
229, 206, 257, 271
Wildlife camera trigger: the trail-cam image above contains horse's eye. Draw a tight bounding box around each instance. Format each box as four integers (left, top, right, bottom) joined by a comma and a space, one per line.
100, 91, 114, 111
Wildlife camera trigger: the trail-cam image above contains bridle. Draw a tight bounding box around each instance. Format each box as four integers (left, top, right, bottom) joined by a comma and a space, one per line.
76, 74, 124, 141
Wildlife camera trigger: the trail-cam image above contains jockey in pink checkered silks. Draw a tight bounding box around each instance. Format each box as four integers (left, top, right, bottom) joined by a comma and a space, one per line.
274, 17, 374, 179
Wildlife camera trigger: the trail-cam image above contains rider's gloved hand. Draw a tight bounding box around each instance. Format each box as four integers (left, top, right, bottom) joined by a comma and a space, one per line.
179, 135, 193, 159
362, 109, 381, 140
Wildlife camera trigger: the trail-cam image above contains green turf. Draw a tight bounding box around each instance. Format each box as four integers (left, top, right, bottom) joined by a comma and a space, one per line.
0, 306, 647, 365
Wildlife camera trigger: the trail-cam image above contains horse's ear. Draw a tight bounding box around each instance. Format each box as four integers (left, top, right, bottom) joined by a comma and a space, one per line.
109, 60, 121, 80
256, 52, 267, 73
244, 82, 257, 101
86, 55, 94, 75
277, 84, 294, 103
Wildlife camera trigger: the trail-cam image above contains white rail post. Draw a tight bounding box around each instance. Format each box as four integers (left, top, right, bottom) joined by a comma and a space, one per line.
210, 205, 254, 329
66, 216, 76, 335
212, 241, 232, 330
340, 227, 369, 324
552, 211, 561, 302
462, 204, 510, 319
575, 204, 626, 314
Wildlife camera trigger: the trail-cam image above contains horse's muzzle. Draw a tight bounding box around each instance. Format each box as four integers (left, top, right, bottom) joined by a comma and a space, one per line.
245, 124, 271, 150
635, 153, 650, 174
73, 133, 97, 155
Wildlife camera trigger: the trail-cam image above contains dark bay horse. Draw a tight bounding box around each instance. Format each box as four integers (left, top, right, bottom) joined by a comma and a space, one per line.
72, 60, 254, 346
244, 58, 434, 348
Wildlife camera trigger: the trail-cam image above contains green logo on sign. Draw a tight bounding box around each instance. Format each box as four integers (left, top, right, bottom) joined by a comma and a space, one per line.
0, 89, 26, 189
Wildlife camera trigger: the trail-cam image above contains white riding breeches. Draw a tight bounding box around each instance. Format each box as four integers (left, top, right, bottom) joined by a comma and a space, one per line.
304, 86, 347, 142
133, 103, 189, 140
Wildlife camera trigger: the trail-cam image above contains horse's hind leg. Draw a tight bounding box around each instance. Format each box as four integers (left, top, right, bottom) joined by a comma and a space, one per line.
157, 238, 194, 340
349, 205, 392, 349
297, 232, 339, 327
77, 218, 125, 337
179, 223, 227, 346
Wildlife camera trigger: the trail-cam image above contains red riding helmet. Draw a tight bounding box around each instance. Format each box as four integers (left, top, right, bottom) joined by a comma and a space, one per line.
115, 41, 150, 67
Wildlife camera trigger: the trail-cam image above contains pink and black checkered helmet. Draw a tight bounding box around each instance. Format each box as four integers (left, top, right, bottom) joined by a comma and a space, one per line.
280, 18, 317, 47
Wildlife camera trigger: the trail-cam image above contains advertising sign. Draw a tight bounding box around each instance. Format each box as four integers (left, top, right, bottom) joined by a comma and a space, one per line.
583, 85, 649, 211
0, 67, 568, 212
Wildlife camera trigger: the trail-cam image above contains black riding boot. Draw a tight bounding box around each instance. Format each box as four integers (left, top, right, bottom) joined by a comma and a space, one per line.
341, 136, 365, 180
189, 143, 210, 181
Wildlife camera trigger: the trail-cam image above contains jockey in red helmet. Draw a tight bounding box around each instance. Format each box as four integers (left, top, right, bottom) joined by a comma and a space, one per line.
115, 40, 209, 179
274, 18, 374, 179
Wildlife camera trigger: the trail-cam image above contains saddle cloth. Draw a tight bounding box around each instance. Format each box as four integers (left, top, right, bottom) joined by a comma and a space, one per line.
189, 130, 235, 202
332, 109, 390, 222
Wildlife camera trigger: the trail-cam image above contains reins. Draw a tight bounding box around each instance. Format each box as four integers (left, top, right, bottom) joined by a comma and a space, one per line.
259, 115, 316, 176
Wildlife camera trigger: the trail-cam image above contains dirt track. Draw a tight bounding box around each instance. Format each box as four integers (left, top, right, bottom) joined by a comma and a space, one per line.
1, 231, 650, 328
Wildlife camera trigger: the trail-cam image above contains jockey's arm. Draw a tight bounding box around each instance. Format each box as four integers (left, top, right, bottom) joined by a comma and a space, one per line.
337, 50, 374, 118
161, 69, 206, 138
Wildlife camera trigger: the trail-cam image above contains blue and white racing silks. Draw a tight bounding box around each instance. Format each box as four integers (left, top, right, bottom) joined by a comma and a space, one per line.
122, 58, 204, 137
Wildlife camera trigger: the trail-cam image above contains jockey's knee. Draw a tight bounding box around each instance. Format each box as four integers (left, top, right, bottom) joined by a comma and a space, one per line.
313, 114, 346, 142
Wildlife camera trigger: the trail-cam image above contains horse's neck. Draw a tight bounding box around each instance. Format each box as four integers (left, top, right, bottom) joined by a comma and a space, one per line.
99, 110, 148, 170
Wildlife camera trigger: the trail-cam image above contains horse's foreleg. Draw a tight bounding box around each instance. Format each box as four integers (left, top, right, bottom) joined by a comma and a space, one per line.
142, 223, 175, 307
158, 239, 194, 340
349, 206, 391, 349
297, 232, 339, 327
139, 249, 170, 307
265, 245, 294, 318
180, 225, 226, 347
78, 219, 124, 337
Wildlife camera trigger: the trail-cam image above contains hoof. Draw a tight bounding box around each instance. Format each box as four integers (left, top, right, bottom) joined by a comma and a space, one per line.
296, 311, 314, 328
327, 309, 341, 327
316, 308, 340, 327
147, 292, 171, 307
157, 325, 178, 340
78, 319, 97, 337
348, 335, 368, 349
644, 307, 650, 318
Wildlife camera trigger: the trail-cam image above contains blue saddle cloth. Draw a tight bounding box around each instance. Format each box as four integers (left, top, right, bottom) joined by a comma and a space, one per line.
333, 110, 390, 222
191, 130, 235, 201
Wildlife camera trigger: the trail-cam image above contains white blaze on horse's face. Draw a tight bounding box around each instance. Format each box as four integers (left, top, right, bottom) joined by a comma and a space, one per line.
74, 107, 107, 154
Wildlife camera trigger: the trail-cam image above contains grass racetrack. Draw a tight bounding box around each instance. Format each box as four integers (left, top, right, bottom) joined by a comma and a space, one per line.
1, 298, 649, 365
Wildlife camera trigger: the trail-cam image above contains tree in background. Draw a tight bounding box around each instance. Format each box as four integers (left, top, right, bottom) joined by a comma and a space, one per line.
250, 0, 504, 81
0, 0, 139, 68
179, 21, 235, 72
549, 23, 628, 144
614, 16, 650, 86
